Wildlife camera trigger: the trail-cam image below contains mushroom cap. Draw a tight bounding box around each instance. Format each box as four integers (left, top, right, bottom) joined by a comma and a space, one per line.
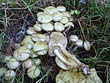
22, 58, 41, 69
65, 22, 74, 28
4, 70, 16, 80
75, 39, 83, 47
54, 22, 65, 32
41, 23, 54, 31
84, 41, 91, 51
70, 35, 79, 42
21, 36, 34, 49
57, 6, 66, 12
6, 58, 19, 69
62, 11, 71, 18
13, 46, 31, 61
32, 33, 48, 42
60, 17, 69, 24
56, 68, 102, 83
33, 41, 48, 55
27, 66, 40, 78
27, 27, 36, 35
52, 12, 62, 21
33, 22, 42, 32
37, 12, 52, 23
0, 67, 7, 77
48, 32, 67, 56
44, 6, 58, 15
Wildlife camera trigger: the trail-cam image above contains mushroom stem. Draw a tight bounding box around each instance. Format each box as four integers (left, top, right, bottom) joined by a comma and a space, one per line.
54, 49, 75, 66
54, 44, 81, 66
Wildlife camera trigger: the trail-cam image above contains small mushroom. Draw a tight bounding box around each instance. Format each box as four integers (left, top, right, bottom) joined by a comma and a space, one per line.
75, 39, 83, 47
54, 22, 65, 32
69, 35, 79, 42
27, 27, 36, 35
32, 33, 49, 42
41, 23, 54, 31
52, 12, 62, 21
83, 40, 91, 51
5, 57, 20, 69
13, 46, 31, 61
44, 6, 58, 15
21, 36, 34, 49
60, 17, 69, 24
33, 22, 42, 32
22, 58, 41, 69
33, 41, 48, 55
0, 67, 7, 77
27, 66, 40, 79
4, 70, 16, 80
49, 32, 67, 56
37, 12, 52, 23
57, 6, 66, 12
65, 22, 74, 28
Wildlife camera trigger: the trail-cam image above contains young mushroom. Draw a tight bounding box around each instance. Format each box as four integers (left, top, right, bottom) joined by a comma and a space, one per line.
13, 46, 31, 61
5, 57, 20, 69
54, 22, 65, 32
57, 6, 66, 12
41, 23, 54, 31
33, 41, 48, 55
4, 70, 16, 80
37, 12, 52, 23
52, 12, 62, 21
21, 35, 34, 49
27, 27, 36, 35
33, 22, 42, 32
27, 66, 40, 79
22, 58, 41, 69
0, 67, 7, 77
32, 33, 49, 42
83, 40, 91, 51
44, 6, 58, 15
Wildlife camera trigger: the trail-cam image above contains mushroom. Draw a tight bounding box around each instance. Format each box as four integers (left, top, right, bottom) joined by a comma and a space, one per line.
75, 39, 83, 47
57, 6, 66, 12
44, 6, 58, 15
60, 17, 69, 24
48, 32, 67, 56
33, 22, 42, 32
37, 12, 52, 23
69, 35, 79, 42
5, 57, 20, 69
13, 46, 31, 61
52, 12, 62, 21
27, 66, 40, 79
54, 22, 65, 32
65, 22, 74, 28
33, 41, 48, 55
56, 68, 102, 83
41, 23, 54, 31
4, 70, 16, 80
32, 33, 49, 42
21, 36, 34, 49
22, 58, 41, 69
83, 40, 91, 51
0, 67, 7, 77
27, 27, 36, 35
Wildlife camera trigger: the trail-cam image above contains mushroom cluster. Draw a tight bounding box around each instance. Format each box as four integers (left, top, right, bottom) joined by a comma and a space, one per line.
1, 6, 102, 83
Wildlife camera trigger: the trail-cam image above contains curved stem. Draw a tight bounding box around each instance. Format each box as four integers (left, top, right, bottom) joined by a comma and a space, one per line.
54, 49, 75, 67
